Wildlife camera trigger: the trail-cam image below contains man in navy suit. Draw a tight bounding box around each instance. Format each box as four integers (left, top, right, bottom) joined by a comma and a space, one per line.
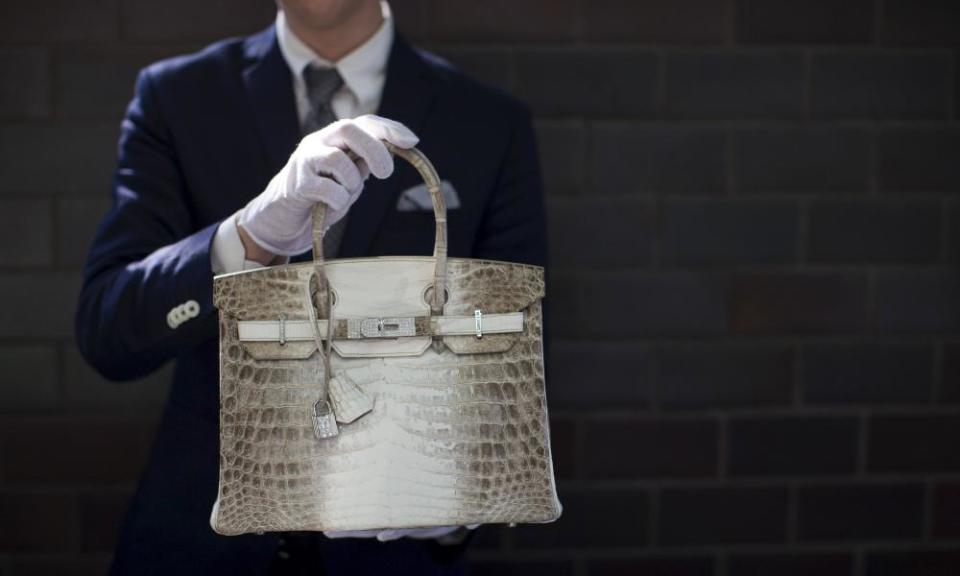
74, 0, 547, 574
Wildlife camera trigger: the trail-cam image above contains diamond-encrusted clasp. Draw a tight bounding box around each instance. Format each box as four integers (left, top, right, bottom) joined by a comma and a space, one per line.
351, 317, 416, 339
474, 309, 483, 339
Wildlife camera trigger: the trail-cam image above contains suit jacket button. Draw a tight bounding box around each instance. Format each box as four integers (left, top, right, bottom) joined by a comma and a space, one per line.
167, 308, 180, 329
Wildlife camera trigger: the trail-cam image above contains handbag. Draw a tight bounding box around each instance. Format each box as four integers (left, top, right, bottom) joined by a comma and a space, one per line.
209, 144, 562, 535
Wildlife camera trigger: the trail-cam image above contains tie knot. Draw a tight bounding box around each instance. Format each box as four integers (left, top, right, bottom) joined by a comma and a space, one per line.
303, 64, 344, 105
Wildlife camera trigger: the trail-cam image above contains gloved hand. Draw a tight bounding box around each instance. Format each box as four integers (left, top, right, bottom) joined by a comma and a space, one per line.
324, 525, 480, 543
237, 114, 419, 256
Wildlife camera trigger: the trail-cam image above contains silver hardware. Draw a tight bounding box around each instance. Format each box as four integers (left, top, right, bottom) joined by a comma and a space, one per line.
278, 314, 286, 346
313, 398, 339, 439
422, 285, 449, 307
350, 317, 416, 339
475, 309, 483, 339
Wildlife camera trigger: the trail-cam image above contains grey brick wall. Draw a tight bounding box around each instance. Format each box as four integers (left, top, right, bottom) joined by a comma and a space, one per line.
0, 1, 957, 574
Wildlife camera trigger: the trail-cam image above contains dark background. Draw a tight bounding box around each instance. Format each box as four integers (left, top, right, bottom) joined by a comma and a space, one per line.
1, 0, 959, 574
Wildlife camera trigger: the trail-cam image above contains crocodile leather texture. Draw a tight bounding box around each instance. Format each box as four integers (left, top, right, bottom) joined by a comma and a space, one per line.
210, 147, 562, 535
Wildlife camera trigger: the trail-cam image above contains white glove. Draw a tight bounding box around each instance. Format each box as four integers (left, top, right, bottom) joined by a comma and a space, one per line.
237, 114, 418, 256
324, 525, 480, 544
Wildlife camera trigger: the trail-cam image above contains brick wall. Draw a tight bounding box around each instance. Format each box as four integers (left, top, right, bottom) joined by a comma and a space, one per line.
1, 1, 958, 574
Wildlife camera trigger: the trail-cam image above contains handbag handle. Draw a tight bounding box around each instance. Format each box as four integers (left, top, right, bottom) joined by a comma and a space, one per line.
310, 143, 448, 314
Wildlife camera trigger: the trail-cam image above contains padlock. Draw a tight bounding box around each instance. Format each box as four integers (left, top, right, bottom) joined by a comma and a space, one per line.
312, 398, 339, 439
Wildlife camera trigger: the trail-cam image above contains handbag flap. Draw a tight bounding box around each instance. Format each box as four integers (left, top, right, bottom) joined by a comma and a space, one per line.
439, 259, 544, 355
215, 257, 545, 358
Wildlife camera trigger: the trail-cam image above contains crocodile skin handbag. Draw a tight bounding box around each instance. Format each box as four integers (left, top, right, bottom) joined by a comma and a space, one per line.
209, 145, 562, 535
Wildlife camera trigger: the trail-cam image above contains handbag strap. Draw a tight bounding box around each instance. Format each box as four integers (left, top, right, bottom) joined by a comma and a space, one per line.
304, 144, 445, 438
310, 144, 448, 315
304, 267, 340, 438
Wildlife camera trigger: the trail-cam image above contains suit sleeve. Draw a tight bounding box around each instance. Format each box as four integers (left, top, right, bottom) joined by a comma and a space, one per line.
75, 67, 223, 381
472, 105, 548, 268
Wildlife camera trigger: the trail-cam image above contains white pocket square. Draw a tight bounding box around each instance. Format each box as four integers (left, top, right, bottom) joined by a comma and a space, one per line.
396, 180, 461, 211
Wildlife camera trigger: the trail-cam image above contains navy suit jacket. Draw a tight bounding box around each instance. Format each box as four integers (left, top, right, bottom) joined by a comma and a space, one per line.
75, 23, 547, 576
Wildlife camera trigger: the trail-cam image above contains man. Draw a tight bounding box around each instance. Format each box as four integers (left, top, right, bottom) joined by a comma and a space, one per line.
74, 0, 547, 574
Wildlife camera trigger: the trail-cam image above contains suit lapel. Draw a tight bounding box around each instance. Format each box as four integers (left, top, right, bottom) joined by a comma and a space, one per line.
242, 27, 301, 179
338, 34, 441, 258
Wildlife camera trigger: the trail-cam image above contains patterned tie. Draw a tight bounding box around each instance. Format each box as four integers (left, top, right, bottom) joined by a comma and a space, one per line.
301, 64, 348, 259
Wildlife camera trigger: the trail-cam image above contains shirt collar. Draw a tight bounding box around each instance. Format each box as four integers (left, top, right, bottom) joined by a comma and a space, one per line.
276, 3, 394, 112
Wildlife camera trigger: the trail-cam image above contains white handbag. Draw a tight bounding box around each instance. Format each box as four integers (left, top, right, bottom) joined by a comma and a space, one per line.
210, 145, 562, 534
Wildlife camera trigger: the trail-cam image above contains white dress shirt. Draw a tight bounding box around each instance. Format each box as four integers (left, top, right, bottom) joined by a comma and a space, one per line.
210, 3, 394, 275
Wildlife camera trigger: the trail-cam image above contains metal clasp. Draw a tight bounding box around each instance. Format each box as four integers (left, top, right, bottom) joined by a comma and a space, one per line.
357, 317, 416, 338
278, 314, 287, 346
475, 309, 483, 339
